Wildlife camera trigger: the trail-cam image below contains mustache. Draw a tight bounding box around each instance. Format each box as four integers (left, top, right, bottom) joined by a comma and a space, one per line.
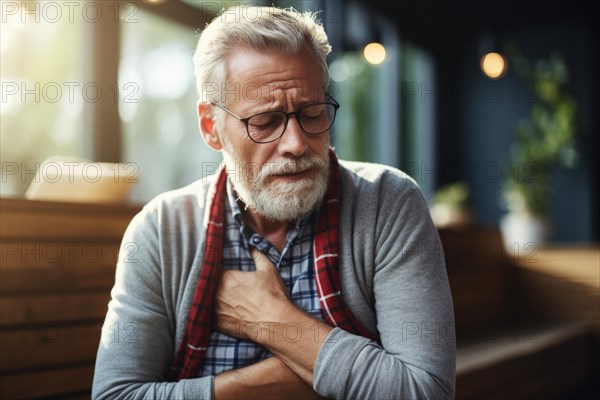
259, 156, 328, 179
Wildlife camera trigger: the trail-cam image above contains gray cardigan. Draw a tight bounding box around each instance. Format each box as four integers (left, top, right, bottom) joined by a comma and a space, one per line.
92, 160, 456, 399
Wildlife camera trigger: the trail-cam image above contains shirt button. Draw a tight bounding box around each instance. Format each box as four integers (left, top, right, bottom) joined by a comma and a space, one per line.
280, 259, 287, 266
252, 236, 261, 244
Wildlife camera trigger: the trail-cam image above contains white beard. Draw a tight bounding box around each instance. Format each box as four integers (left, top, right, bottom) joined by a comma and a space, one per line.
221, 150, 330, 222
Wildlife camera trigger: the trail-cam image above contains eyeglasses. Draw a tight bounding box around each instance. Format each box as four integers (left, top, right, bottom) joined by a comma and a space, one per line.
210, 94, 340, 144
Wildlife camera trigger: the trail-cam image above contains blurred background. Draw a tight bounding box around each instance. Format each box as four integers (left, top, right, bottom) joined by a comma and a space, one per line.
2, 0, 598, 243
1, 0, 598, 398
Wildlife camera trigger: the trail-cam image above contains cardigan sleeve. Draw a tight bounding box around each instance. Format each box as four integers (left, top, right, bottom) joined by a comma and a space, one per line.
92, 205, 214, 400
314, 170, 456, 399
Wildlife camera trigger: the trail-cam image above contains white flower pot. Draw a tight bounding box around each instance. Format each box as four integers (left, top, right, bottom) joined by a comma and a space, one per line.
499, 212, 552, 256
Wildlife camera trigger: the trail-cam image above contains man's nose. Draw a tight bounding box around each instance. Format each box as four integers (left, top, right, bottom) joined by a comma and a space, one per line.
277, 116, 307, 157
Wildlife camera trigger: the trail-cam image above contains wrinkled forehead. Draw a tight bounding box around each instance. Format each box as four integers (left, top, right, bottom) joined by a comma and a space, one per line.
217, 47, 326, 107
219, 83, 325, 108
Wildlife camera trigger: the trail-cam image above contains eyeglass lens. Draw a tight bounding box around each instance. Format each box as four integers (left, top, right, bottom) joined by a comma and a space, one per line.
247, 103, 336, 143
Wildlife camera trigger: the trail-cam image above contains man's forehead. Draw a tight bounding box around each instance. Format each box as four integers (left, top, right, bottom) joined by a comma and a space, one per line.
221, 47, 323, 101
219, 82, 325, 107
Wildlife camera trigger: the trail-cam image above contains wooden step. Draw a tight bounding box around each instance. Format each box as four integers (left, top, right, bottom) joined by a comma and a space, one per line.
456, 321, 595, 399
0, 364, 94, 399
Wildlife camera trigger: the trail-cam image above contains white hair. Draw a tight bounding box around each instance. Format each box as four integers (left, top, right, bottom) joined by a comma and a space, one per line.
193, 5, 332, 105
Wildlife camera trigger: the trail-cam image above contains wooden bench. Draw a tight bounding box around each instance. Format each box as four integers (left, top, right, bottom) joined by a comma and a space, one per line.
440, 226, 599, 399
0, 198, 140, 399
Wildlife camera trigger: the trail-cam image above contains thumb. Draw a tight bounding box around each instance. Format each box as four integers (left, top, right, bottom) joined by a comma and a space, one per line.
251, 249, 289, 298
251, 249, 276, 273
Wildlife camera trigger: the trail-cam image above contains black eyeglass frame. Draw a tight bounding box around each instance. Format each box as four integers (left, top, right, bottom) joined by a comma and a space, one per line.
210, 93, 340, 144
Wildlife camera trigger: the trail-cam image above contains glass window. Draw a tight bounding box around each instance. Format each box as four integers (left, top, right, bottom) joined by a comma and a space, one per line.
1, 1, 84, 196
329, 52, 375, 162
119, 8, 221, 203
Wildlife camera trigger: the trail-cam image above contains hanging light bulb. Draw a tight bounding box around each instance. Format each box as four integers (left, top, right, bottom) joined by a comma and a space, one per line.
481, 52, 507, 79
364, 42, 386, 65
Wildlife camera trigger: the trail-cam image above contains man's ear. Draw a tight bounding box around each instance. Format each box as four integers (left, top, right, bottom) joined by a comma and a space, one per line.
198, 102, 223, 151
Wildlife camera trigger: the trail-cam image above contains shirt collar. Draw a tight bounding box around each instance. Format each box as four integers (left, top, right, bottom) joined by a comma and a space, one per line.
226, 176, 245, 226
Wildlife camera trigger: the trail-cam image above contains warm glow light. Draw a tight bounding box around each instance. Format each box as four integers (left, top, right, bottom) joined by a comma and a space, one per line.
363, 42, 386, 65
481, 52, 507, 79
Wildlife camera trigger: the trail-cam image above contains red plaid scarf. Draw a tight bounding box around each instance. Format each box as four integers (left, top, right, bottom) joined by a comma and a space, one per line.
169, 149, 379, 380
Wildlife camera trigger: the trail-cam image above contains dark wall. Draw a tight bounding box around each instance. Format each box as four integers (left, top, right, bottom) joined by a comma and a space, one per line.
442, 22, 598, 242
359, 0, 599, 242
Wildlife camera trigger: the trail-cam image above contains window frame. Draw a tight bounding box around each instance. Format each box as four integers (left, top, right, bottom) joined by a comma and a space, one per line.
88, 0, 214, 162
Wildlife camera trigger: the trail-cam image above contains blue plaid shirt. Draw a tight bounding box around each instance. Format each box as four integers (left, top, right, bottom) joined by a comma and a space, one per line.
198, 177, 323, 377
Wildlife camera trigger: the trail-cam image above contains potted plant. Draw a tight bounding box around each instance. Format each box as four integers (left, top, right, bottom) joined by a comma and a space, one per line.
429, 181, 472, 229
499, 49, 578, 250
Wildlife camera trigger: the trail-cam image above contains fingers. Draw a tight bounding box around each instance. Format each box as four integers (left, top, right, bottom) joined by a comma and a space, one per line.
251, 248, 275, 273
250, 248, 263, 263
251, 249, 290, 299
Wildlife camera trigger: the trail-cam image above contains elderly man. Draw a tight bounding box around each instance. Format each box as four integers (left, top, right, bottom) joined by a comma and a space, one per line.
93, 6, 455, 400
